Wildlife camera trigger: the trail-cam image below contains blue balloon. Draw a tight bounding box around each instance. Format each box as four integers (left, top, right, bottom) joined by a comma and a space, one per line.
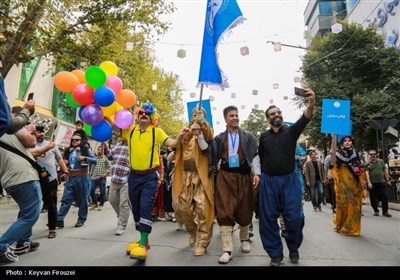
78, 105, 85, 120
91, 120, 112, 142
94, 86, 115, 107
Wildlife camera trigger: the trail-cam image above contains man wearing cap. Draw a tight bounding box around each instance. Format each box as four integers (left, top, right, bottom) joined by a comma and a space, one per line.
123, 103, 188, 261
172, 107, 215, 256
30, 125, 68, 239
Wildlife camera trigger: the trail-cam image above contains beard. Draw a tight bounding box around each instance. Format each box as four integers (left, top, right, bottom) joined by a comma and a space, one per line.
270, 116, 283, 127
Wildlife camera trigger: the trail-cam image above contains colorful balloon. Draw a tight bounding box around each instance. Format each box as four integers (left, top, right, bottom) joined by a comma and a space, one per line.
100, 61, 118, 76
91, 120, 113, 142
78, 106, 85, 120
54, 71, 80, 92
81, 104, 104, 126
71, 69, 86, 84
65, 92, 81, 108
105, 75, 123, 95
116, 89, 136, 108
85, 66, 107, 89
101, 102, 117, 117
114, 110, 134, 129
83, 123, 92, 137
72, 84, 95, 105
94, 86, 115, 107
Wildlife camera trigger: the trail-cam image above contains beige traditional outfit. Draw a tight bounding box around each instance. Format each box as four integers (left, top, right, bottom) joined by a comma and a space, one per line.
172, 121, 214, 256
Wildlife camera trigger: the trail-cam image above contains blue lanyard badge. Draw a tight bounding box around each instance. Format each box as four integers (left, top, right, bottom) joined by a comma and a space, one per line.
228, 133, 239, 168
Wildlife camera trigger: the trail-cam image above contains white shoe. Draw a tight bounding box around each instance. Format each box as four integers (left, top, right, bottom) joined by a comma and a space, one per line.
240, 240, 251, 253
218, 252, 232, 264
176, 223, 185, 231
115, 226, 126, 236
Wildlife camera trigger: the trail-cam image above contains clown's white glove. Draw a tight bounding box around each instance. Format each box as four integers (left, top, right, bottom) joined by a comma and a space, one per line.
197, 131, 208, 150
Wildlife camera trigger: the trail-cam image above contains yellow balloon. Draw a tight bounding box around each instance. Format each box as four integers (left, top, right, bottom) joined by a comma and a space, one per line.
101, 102, 117, 117
100, 61, 118, 76
116, 103, 124, 111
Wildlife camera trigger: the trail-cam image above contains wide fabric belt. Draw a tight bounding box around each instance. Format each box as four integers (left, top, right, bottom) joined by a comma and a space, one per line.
220, 161, 250, 174
183, 160, 197, 172
131, 167, 158, 175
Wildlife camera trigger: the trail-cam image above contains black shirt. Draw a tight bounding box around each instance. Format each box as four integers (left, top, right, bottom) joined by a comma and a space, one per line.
259, 114, 310, 176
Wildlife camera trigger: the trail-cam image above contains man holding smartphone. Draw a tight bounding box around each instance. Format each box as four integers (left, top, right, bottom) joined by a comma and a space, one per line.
258, 88, 315, 266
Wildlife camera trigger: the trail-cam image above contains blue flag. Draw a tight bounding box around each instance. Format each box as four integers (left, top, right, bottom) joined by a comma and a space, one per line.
198, 0, 244, 90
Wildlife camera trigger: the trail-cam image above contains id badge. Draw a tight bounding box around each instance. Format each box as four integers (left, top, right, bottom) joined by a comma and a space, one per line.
229, 154, 240, 168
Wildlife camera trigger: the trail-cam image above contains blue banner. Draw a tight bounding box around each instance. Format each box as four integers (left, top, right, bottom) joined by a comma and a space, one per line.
187, 99, 213, 128
198, 0, 244, 90
321, 99, 351, 135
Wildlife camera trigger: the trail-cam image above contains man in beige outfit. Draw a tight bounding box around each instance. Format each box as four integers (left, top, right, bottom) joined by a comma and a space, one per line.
172, 107, 214, 256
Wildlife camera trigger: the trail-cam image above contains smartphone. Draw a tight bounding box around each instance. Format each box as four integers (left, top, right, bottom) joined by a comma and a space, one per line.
294, 87, 309, 97
27, 92, 34, 101
52, 135, 56, 142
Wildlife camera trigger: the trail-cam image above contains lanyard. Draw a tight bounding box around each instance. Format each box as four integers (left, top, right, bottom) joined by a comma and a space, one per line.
229, 132, 238, 154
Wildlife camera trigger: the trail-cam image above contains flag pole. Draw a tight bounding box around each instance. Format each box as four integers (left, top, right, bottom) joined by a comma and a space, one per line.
198, 84, 204, 111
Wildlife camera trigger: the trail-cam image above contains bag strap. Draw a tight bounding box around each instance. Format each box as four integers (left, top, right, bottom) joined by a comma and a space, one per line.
0, 141, 39, 168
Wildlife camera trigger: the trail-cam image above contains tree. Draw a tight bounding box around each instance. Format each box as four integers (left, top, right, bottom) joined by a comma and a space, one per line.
241, 108, 269, 139
0, 0, 174, 77
301, 22, 400, 150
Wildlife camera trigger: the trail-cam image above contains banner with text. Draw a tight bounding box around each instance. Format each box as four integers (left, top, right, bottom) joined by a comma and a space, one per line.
321, 99, 351, 135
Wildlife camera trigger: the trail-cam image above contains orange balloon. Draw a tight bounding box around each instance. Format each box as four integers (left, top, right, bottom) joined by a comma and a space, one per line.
71, 70, 86, 83
116, 89, 136, 108
54, 71, 80, 92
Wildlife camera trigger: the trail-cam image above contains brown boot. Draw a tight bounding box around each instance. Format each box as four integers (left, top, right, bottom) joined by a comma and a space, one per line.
188, 231, 196, 246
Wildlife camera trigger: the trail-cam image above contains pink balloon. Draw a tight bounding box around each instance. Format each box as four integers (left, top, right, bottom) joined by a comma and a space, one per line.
105, 76, 123, 95
72, 84, 95, 105
114, 110, 134, 129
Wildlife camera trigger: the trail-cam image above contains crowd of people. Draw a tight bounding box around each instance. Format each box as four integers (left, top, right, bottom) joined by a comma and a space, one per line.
0, 82, 395, 266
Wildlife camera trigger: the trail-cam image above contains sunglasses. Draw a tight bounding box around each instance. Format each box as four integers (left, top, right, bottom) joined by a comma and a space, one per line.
71, 138, 81, 142
269, 110, 282, 117
139, 110, 150, 116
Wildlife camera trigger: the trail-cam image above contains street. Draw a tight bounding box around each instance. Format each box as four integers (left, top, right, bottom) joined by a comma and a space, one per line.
0, 192, 399, 268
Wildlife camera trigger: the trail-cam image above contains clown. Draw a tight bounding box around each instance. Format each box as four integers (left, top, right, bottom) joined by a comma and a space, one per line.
123, 103, 188, 261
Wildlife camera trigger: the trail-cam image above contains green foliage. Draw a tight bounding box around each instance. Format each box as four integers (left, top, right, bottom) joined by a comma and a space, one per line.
241, 109, 269, 140
301, 22, 400, 150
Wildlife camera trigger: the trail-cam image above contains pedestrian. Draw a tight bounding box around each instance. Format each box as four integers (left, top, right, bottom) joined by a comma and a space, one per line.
258, 88, 315, 266
57, 132, 97, 228
329, 135, 364, 236
124, 103, 188, 261
30, 125, 68, 238
172, 107, 215, 256
0, 123, 41, 264
304, 150, 325, 212
72, 120, 90, 166
365, 149, 392, 217
104, 138, 131, 236
89, 145, 111, 211
214, 105, 260, 264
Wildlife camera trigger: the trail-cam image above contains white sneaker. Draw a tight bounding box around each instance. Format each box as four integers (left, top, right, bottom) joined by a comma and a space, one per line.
241, 240, 251, 253
176, 223, 185, 231
218, 252, 232, 264
115, 226, 126, 236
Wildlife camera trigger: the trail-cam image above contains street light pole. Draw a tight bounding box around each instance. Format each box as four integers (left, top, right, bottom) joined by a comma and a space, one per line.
266, 41, 308, 51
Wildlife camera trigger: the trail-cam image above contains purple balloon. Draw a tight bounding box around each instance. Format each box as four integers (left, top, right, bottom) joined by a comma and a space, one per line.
81, 104, 104, 126
91, 120, 113, 142
114, 110, 134, 129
